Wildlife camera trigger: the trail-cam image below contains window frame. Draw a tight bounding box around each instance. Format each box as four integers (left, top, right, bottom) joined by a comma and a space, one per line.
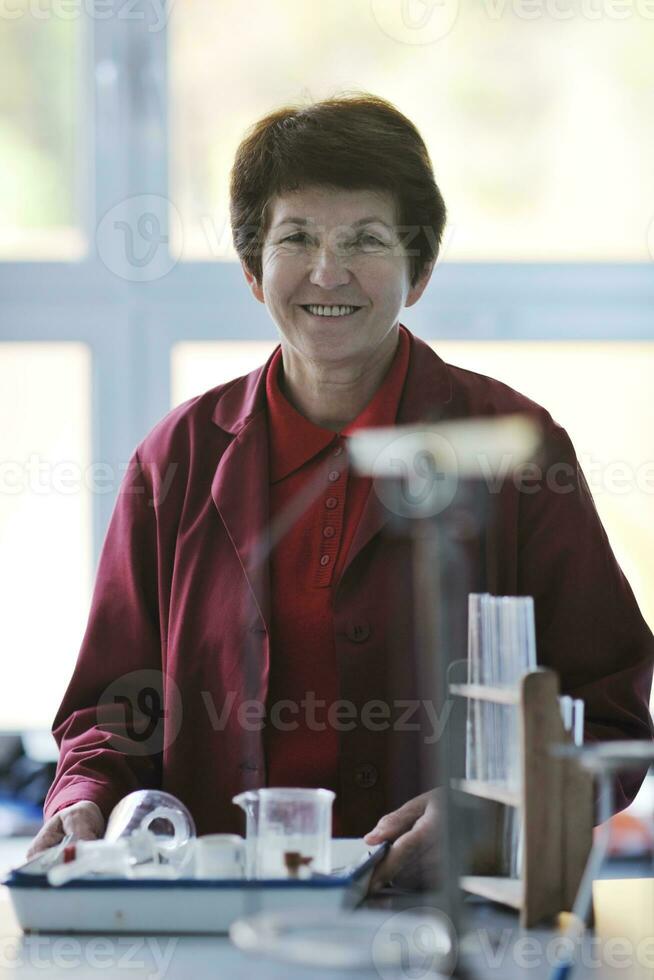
1, 10, 653, 566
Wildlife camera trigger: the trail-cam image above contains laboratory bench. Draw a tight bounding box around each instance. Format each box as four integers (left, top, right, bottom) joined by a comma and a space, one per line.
1, 839, 652, 979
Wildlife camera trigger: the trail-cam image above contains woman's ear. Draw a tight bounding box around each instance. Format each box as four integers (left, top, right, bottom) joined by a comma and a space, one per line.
241, 261, 265, 304
405, 259, 435, 309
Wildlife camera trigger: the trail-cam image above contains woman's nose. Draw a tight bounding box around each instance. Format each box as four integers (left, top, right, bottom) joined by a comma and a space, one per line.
308, 246, 350, 289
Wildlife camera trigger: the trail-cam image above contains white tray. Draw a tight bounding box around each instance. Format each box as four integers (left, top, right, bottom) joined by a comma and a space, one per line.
3, 839, 388, 935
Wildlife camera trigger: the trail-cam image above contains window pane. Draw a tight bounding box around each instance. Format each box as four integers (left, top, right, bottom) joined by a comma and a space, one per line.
434, 341, 654, 635
0, 5, 84, 259
171, 1, 654, 262
0, 343, 92, 729
172, 341, 276, 407
173, 338, 654, 635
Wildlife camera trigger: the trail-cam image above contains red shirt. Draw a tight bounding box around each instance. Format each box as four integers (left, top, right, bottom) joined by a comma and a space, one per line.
264, 326, 410, 834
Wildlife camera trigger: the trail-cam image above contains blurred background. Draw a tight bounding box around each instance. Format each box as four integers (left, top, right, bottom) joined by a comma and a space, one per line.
0, 0, 653, 838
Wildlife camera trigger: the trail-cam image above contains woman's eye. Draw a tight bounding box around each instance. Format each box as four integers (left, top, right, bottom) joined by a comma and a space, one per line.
281, 232, 309, 244
277, 231, 387, 250
358, 233, 385, 248
337, 234, 384, 251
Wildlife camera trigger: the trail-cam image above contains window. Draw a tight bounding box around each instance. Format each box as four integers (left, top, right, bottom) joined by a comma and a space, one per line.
172, 341, 276, 406
0, 5, 85, 259
0, 343, 92, 729
171, 1, 654, 261
435, 340, 654, 632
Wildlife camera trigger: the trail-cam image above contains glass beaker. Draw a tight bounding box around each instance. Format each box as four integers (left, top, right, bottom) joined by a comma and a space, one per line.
232, 790, 260, 877
232, 787, 335, 879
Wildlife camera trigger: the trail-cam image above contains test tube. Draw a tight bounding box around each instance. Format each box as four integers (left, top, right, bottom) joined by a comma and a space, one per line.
573, 698, 585, 747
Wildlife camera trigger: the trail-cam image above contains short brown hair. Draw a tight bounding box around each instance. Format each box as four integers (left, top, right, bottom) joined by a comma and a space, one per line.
230, 93, 447, 288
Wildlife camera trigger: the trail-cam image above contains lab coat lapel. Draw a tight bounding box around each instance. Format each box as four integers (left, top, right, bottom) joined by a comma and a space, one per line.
210, 357, 275, 634
336, 333, 453, 584
207, 333, 453, 606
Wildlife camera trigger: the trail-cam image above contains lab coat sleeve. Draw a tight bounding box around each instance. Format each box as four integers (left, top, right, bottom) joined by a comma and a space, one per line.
43, 449, 164, 822
517, 421, 654, 812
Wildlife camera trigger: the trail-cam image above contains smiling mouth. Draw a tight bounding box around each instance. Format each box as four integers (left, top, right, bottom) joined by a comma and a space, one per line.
300, 304, 363, 318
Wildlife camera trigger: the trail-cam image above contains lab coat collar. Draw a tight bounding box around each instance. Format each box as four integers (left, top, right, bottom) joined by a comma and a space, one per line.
211, 345, 278, 435
210, 327, 453, 435
209, 327, 454, 622
266, 325, 411, 484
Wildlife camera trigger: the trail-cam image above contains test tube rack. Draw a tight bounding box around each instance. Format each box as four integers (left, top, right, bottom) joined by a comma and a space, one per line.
449, 667, 595, 928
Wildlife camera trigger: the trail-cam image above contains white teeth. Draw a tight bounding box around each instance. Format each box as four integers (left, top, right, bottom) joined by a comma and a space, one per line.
305, 304, 358, 317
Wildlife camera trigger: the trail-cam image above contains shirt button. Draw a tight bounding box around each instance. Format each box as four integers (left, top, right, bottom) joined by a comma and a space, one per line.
332, 446, 343, 457
325, 497, 338, 509
328, 470, 340, 482
323, 526, 335, 538
346, 621, 371, 643
320, 554, 330, 566
354, 763, 378, 788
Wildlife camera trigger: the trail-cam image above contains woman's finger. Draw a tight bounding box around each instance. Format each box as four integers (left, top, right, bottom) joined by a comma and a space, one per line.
366, 802, 441, 893
364, 792, 431, 843
26, 819, 64, 859
367, 819, 430, 892
61, 809, 103, 841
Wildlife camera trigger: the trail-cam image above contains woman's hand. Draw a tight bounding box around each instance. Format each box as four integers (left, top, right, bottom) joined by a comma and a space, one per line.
26, 801, 105, 859
363, 789, 442, 893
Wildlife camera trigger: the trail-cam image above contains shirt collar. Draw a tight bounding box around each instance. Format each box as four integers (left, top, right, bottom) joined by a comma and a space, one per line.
266, 325, 411, 483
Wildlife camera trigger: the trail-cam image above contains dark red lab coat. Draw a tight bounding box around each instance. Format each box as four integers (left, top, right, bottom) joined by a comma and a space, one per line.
44, 328, 654, 835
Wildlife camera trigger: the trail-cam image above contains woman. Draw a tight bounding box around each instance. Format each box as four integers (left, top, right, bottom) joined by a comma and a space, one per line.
29, 95, 653, 891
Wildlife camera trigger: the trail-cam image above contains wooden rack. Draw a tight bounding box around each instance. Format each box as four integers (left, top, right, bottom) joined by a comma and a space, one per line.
449, 667, 594, 928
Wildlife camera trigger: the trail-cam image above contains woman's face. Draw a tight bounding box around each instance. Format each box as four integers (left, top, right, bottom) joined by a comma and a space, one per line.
242, 185, 433, 367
